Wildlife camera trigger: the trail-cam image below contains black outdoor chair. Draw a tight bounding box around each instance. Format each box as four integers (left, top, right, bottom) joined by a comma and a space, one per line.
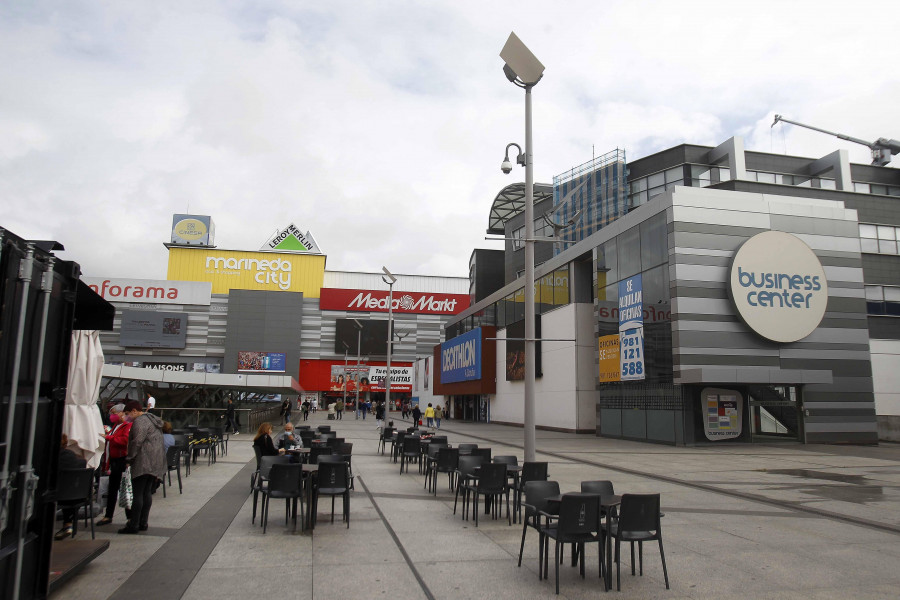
316, 425, 331, 434
608, 493, 669, 591
316, 460, 350, 528
338, 442, 354, 487
391, 431, 407, 463
539, 493, 603, 594
472, 447, 492, 463
56, 468, 96, 540
429, 435, 448, 445
518, 480, 560, 567
378, 426, 395, 455
190, 428, 216, 465
464, 462, 510, 527
309, 446, 334, 464
400, 436, 420, 474
212, 425, 228, 457
325, 436, 345, 448
172, 434, 191, 477
515, 461, 549, 523
252, 455, 291, 524
457, 443, 478, 456
453, 455, 484, 518
162, 446, 182, 497
261, 463, 304, 534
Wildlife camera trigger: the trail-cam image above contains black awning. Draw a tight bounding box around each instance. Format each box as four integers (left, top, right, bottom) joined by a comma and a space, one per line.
73, 279, 115, 330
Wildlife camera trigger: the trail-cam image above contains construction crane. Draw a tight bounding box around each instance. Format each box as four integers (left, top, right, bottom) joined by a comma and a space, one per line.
772, 114, 900, 167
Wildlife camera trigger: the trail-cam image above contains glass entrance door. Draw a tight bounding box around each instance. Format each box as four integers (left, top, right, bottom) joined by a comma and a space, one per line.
748, 385, 801, 441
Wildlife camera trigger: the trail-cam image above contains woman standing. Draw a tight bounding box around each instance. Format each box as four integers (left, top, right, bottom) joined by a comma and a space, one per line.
434, 404, 443, 430
119, 400, 166, 534
96, 403, 131, 527
253, 422, 283, 457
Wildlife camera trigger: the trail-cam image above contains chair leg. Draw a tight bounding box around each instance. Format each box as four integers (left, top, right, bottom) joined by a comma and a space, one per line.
88, 501, 95, 540
331, 494, 336, 523
344, 490, 350, 528
658, 536, 670, 589
631, 542, 636, 576
518, 518, 528, 567
538, 532, 544, 580
177, 465, 182, 494
555, 541, 560, 594
262, 495, 269, 534
615, 538, 621, 591
639, 540, 644, 576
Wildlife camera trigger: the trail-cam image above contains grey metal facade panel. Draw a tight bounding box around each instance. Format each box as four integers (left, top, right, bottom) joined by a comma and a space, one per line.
868, 317, 900, 340
769, 214, 861, 237
861, 254, 900, 285
223, 290, 303, 375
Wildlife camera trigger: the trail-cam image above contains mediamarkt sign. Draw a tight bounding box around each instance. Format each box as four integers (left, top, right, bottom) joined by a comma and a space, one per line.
728, 231, 828, 343
320, 288, 469, 315
83, 277, 212, 306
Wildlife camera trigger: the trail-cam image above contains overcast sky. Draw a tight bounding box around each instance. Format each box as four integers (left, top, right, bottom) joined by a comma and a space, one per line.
2, 1, 898, 281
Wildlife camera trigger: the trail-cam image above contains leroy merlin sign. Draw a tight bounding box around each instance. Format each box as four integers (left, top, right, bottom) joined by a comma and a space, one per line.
261, 223, 322, 253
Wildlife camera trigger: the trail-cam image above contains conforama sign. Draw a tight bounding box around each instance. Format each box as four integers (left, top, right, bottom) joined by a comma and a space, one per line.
728, 231, 828, 343
320, 288, 469, 315
82, 277, 212, 306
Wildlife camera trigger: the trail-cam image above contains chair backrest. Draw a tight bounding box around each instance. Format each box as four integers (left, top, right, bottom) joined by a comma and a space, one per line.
299, 431, 315, 444
523, 480, 561, 516
326, 437, 345, 448
381, 427, 395, 441
436, 447, 459, 470
619, 494, 661, 533
580, 480, 614, 496
520, 461, 549, 484
166, 446, 181, 468
472, 447, 492, 462
317, 425, 331, 433
338, 442, 353, 457
267, 463, 303, 494
477, 463, 507, 491
457, 455, 483, 478
558, 493, 600, 535
402, 437, 420, 453
429, 436, 448, 445
395, 431, 407, 445
320, 432, 337, 440
317, 460, 349, 489
426, 444, 442, 460
296, 425, 311, 431
253, 444, 263, 470
172, 434, 188, 448
310, 446, 334, 464
317, 454, 347, 464
493, 455, 518, 466
259, 455, 291, 478
56, 468, 93, 503
457, 443, 478, 455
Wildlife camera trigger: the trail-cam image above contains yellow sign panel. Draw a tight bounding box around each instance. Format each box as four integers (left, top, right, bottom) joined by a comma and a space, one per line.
167, 247, 326, 296
598, 334, 621, 382
173, 218, 208, 241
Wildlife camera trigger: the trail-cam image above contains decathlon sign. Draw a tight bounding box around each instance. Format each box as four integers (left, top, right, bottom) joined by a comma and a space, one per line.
320, 288, 470, 315
729, 231, 828, 343
441, 328, 482, 383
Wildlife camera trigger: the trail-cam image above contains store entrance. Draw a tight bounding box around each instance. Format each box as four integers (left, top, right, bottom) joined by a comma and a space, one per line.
748, 385, 802, 442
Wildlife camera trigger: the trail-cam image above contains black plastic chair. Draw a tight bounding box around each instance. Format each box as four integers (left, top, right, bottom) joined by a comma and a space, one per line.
608, 493, 669, 591
457, 443, 478, 456
400, 436, 420, 474
190, 428, 216, 465
252, 455, 291, 524
378, 426, 395, 455
515, 461, 549, 523
316, 461, 350, 527
539, 493, 602, 594
391, 431, 407, 463
325, 436, 345, 448
429, 435, 448, 445
173, 434, 191, 477
338, 442, 354, 487
162, 446, 182, 496
316, 425, 331, 434
472, 447, 492, 463
518, 480, 560, 567
453, 455, 484, 518
465, 463, 509, 527
309, 446, 334, 464
261, 463, 304, 534
56, 468, 95, 540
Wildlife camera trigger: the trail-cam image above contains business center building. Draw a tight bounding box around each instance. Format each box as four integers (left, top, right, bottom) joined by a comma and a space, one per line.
92, 217, 469, 405
438, 136, 900, 444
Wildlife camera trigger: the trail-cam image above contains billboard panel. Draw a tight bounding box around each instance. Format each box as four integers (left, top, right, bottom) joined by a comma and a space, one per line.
119, 310, 187, 349
505, 317, 542, 381
320, 288, 469, 315
334, 319, 388, 356
237, 351, 287, 373
440, 328, 482, 383
82, 277, 212, 306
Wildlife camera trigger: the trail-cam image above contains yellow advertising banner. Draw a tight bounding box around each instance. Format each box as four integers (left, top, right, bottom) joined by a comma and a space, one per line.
598, 334, 621, 382
167, 247, 326, 296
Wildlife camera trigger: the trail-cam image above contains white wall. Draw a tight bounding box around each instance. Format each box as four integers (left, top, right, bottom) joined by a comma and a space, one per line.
871, 338, 900, 416
491, 303, 597, 431
411, 356, 441, 408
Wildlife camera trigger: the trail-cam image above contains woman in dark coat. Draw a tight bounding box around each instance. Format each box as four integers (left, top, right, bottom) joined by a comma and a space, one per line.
253, 422, 283, 457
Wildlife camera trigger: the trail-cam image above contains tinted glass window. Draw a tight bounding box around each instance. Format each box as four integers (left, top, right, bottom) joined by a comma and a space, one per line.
640, 212, 668, 271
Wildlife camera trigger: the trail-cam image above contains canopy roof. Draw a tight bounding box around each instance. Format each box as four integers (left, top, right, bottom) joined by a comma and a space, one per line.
486, 182, 554, 235
101, 364, 302, 401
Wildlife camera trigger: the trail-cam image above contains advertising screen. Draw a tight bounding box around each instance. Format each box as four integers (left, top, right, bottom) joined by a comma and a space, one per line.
334, 319, 389, 356
237, 351, 287, 373
119, 310, 187, 349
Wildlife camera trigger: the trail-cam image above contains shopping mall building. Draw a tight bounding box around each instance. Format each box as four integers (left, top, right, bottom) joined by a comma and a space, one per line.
434, 136, 900, 444
90, 218, 468, 407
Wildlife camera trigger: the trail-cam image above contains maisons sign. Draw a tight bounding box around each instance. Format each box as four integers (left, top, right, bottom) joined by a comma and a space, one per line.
728, 231, 828, 343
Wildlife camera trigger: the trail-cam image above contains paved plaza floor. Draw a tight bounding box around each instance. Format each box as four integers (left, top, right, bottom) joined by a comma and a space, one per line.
50, 412, 900, 599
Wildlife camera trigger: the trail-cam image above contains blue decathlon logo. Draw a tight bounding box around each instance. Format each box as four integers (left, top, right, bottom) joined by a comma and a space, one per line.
441, 328, 482, 383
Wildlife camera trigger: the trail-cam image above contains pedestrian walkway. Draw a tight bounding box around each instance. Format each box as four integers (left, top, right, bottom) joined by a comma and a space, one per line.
51, 414, 900, 600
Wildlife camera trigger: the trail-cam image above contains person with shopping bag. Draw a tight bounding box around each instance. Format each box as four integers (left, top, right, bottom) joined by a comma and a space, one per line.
96, 403, 132, 527
118, 400, 166, 534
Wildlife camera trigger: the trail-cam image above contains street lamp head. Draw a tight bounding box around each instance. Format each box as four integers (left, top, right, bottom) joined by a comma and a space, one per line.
500, 32, 544, 86
381, 266, 397, 285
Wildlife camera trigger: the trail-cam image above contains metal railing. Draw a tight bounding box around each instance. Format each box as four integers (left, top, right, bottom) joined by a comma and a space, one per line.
155, 405, 281, 434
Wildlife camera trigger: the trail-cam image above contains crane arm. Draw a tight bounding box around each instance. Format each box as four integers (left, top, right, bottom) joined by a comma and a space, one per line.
772, 114, 899, 166
772, 114, 876, 149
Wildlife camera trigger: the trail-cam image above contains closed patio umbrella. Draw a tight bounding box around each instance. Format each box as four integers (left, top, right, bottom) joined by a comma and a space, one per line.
63, 329, 106, 468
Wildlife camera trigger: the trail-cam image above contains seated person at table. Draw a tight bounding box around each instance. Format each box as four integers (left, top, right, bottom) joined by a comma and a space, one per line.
253, 422, 284, 457
273, 422, 303, 449
55, 434, 87, 540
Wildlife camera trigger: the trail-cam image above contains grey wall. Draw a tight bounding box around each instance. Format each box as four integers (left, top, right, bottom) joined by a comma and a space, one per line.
224, 290, 303, 375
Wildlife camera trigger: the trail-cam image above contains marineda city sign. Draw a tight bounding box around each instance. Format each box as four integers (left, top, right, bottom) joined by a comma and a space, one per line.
319, 288, 470, 316
728, 231, 828, 343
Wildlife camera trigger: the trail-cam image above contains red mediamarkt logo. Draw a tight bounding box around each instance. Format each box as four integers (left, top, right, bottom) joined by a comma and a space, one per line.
320, 288, 469, 315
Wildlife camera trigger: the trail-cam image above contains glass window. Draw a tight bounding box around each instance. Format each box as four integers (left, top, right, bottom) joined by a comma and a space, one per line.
879, 240, 898, 254
640, 212, 668, 270
744, 171, 758, 182
859, 224, 877, 238
870, 184, 887, 196
719, 167, 731, 182
795, 176, 811, 187
665, 167, 683, 183
632, 190, 648, 205
757, 172, 776, 184
632, 177, 647, 192
648, 186, 665, 199
496, 297, 506, 328
597, 282, 618, 336
617, 226, 642, 280
511, 227, 524, 251
885, 287, 900, 302
889, 186, 900, 197
553, 268, 569, 306
854, 182, 870, 193
648, 172, 665, 189
865, 286, 883, 301
819, 178, 836, 190
597, 238, 617, 289
877, 226, 896, 240
691, 166, 711, 181
861, 238, 879, 253
665, 180, 683, 190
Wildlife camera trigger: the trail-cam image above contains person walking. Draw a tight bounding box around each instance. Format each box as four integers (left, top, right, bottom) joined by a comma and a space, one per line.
360, 399, 369, 420
280, 397, 292, 424
411, 403, 422, 429
424, 403, 435, 428
225, 397, 239, 434
434, 404, 443, 429
96, 403, 132, 527
335, 399, 344, 420
374, 401, 385, 431
119, 400, 165, 534
302, 399, 310, 421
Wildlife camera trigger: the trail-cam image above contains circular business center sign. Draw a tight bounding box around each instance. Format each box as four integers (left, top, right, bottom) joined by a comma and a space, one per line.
729, 231, 828, 343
